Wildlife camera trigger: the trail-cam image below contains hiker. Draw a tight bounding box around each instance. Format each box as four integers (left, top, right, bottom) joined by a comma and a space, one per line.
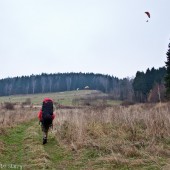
38, 98, 55, 144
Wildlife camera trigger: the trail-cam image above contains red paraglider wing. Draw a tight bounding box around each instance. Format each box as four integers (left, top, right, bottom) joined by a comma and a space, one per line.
145, 12, 150, 18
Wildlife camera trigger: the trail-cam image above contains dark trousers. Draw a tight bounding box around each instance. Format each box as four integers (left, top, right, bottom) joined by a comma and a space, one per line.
41, 123, 51, 139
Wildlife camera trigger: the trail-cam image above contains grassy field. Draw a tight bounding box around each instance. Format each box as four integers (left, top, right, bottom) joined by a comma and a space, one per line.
54, 103, 170, 170
0, 92, 170, 169
0, 90, 112, 106
0, 90, 121, 107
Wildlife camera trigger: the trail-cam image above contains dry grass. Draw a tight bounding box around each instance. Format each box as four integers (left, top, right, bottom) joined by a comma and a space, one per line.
23, 125, 52, 169
54, 103, 170, 168
0, 106, 38, 134
1, 101, 170, 168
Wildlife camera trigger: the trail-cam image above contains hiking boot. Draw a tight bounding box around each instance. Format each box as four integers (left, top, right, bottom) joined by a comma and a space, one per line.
43, 138, 47, 145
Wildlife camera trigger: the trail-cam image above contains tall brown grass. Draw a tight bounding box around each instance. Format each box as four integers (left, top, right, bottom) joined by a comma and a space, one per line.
0, 106, 38, 134
54, 103, 170, 168
0, 102, 169, 168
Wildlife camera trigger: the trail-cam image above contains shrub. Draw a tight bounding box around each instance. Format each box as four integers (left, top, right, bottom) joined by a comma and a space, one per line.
22, 98, 31, 105
3, 102, 15, 110
121, 101, 135, 106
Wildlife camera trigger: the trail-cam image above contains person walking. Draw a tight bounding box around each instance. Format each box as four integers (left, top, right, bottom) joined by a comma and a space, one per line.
38, 98, 55, 144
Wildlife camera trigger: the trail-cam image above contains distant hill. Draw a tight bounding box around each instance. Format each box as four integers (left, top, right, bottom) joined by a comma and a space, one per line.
0, 68, 166, 102
0, 73, 133, 100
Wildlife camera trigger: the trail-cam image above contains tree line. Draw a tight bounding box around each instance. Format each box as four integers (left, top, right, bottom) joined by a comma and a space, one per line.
133, 67, 166, 102
0, 73, 133, 100
0, 67, 167, 102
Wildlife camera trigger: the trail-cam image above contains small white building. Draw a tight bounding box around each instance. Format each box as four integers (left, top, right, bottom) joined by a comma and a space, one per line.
84, 86, 89, 89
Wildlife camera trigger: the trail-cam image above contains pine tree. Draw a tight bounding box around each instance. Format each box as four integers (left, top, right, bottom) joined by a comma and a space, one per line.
165, 43, 170, 99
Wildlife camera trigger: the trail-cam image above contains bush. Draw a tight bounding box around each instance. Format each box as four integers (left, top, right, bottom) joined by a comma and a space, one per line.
3, 102, 15, 110
72, 97, 109, 107
22, 98, 31, 105
121, 101, 135, 106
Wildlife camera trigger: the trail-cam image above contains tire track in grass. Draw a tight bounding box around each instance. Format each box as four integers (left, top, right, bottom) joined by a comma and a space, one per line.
36, 124, 77, 169
23, 122, 53, 169
23, 122, 74, 169
43, 132, 75, 170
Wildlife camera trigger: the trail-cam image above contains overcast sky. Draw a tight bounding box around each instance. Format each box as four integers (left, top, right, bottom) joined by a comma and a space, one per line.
0, 0, 170, 79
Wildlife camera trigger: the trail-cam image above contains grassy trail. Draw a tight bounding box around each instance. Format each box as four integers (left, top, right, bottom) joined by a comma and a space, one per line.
0, 120, 66, 169
0, 121, 86, 170
1, 120, 170, 170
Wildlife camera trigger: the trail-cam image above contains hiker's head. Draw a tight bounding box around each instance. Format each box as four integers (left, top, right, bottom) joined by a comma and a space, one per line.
43, 98, 53, 103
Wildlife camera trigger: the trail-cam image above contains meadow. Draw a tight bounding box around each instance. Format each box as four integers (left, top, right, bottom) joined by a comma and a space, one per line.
54, 103, 170, 169
0, 90, 109, 106
0, 91, 170, 169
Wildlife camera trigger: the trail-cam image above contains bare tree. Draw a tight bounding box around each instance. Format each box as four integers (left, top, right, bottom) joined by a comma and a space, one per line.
66, 77, 72, 91
31, 75, 36, 94
48, 76, 53, 92
41, 76, 46, 93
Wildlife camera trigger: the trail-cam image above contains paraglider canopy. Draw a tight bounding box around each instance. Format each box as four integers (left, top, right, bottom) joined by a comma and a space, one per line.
145, 11, 150, 22
145, 11, 150, 18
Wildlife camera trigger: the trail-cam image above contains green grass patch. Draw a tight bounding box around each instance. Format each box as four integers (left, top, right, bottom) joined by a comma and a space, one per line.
0, 121, 35, 167
43, 134, 75, 169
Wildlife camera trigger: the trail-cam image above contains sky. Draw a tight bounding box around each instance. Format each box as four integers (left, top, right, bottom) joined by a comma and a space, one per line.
0, 0, 170, 79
